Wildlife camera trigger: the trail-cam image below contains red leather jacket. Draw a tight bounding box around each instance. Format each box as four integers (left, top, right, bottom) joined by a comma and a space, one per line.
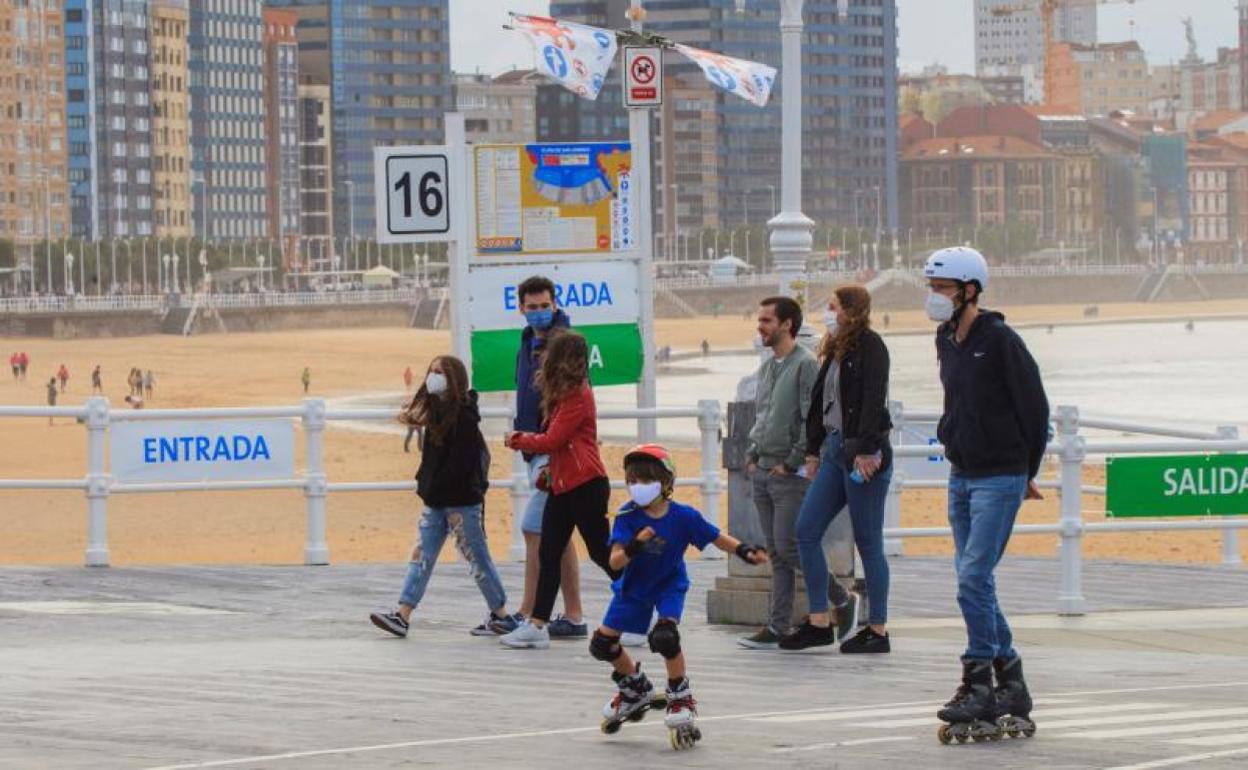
510, 384, 607, 495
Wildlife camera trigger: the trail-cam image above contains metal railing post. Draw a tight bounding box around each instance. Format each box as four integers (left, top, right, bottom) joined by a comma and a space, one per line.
1056, 405, 1087, 615
1217, 425, 1242, 566
84, 397, 111, 567
510, 450, 529, 562
698, 399, 725, 559
302, 398, 330, 565
884, 400, 904, 556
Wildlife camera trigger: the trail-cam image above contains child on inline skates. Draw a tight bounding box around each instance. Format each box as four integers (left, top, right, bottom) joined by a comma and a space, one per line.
592, 444, 768, 750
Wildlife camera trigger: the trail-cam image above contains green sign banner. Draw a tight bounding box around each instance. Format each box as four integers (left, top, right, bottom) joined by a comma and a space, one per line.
469, 322, 644, 393
1106, 454, 1248, 517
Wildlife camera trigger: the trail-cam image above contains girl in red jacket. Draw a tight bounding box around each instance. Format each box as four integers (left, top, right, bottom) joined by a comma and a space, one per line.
500, 333, 617, 649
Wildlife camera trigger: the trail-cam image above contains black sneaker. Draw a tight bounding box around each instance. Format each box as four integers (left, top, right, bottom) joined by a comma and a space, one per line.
737, 626, 782, 650
840, 625, 890, 654
370, 610, 409, 638
779, 621, 836, 651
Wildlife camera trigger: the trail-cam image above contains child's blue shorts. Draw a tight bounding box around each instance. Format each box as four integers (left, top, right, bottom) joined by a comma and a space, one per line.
602, 590, 686, 635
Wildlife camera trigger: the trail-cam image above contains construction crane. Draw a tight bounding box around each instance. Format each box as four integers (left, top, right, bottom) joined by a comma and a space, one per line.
989, 0, 1140, 107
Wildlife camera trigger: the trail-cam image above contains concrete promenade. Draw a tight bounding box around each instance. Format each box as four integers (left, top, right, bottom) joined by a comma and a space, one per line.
2, 556, 1246, 769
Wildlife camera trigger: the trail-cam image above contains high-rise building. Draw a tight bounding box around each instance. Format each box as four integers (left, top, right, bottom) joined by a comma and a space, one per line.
1178, 48, 1243, 129
1048, 41, 1150, 118
64, 0, 98, 240
1, 0, 71, 287
94, 0, 155, 241
297, 81, 332, 270
263, 7, 301, 259
974, 0, 1096, 103
1240, 0, 1248, 111
189, 0, 267, 240
539, 0, 900, 256
270, 0, 453, 240
150, 0, 191, 239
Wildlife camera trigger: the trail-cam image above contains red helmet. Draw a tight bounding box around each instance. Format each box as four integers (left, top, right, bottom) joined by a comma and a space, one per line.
623, 443, 676, 480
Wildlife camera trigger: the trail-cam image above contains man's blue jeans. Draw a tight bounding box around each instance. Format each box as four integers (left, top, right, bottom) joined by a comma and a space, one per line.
948, 473, 1027, 662
399, 504, 507, 614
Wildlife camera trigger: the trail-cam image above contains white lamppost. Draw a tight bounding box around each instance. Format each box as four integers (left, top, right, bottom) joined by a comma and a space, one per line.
199, 252, 209, 293
172, 252, 181, 294
257, 253, 266, 292
162, 253, 171, 294
762, 0, 816, 300
65, 251, 75, 296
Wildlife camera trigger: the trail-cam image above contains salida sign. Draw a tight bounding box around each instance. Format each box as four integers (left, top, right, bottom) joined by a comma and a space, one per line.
1107, 454, 1248, 517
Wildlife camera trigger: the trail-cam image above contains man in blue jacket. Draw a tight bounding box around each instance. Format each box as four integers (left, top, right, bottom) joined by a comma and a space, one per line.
924, 247, 1049, 741
491, 275, 587, 639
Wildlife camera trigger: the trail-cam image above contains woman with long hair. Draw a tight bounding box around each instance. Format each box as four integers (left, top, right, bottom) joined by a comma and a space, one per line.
779, 285, 896, 654
498, 333, 617, 649
369, 355, 516, 639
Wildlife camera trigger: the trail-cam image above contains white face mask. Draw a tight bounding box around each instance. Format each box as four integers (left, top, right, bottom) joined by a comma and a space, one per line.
823, 310, 838, 336
628, 481, 663, 507
926, 292, 955, 323
425, 372, 448, 395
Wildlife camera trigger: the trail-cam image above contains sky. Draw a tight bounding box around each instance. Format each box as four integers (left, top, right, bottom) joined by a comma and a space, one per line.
451, 0, 1239, 78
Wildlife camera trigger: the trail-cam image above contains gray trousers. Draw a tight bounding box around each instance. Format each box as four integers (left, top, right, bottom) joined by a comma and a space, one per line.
752, 468, 854, 633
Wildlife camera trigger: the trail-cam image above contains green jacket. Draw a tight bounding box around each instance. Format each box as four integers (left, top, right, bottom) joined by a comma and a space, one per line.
747, 344, 818, 471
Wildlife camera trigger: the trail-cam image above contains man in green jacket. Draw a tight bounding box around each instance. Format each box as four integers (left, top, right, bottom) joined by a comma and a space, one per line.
739, 296, 819, 649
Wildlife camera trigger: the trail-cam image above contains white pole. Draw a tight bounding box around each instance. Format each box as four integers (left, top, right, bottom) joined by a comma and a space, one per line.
883, 400, 905, 556
1217, 425, 1243, 566
302, 398, 330, 565
509, 446, 529, 562
768, 0, 815, 300
84, 397, 111, 567
630, 1, 657, 442
1056, 405, 1086, 615
444, 113, 472, 368
698, 399, 725, 559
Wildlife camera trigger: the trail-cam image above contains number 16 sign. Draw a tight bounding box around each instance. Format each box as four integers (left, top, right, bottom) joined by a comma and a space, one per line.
374, 146, 452, 243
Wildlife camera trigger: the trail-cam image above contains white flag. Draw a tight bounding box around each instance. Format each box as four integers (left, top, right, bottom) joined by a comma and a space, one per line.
511, 14, 618, 100
674, 44, 776, 107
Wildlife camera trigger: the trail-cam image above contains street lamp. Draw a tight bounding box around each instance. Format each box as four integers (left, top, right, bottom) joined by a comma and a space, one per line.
42, 170, 52, 295
162, 253, 171, 294
199, 252, 208, 293
257, 253, 266, 292
65, 251, 75, 296
345, 179, 356, 271
122, 239, 132, 294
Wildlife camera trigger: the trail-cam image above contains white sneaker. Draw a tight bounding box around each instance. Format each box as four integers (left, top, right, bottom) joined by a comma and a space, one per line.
499, 620, 550, 649
620, 632, 647, 648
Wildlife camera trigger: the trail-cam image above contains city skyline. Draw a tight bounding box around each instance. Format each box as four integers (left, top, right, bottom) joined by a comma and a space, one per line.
452, 0, 1239, 78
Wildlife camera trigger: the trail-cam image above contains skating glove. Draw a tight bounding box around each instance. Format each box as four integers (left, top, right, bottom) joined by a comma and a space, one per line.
735, 543, 766, 564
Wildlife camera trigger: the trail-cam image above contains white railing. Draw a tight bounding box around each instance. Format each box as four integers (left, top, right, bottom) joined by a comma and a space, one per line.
882, 403, 1245, 616
1, 398, 1242, 618
0, 289, 425, 315
0, 398, 723, 568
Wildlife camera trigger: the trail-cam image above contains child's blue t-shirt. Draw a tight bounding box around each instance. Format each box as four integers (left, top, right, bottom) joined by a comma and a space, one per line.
610, 500, 720, 601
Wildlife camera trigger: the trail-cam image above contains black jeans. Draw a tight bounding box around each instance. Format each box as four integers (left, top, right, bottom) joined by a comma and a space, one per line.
532, 476, 617, 623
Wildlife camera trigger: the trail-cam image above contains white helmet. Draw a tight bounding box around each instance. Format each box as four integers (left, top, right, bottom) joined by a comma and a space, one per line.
924, 247, 989, 292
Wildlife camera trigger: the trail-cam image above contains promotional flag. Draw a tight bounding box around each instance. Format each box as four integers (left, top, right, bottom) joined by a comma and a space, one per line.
674, 43, 777, 107
511, 14, 618, 100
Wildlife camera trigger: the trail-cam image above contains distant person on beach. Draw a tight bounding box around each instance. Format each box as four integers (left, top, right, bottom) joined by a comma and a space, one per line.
9, 352, 18, 382
403, 365, 414, 391
701, 339, 710, 358
301, 367, 311, 395
91, 365, 103, 394
502, 275, 585, 640
46, 378, 57, 425
18, 351, 29, 381
143, 370, 155, 400
57, 364, 69, 393
370, 355, 514, 639
403, 424, 421, 454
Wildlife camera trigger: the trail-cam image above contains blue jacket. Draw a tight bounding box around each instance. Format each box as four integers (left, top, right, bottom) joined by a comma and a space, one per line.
514, 309, 571, 434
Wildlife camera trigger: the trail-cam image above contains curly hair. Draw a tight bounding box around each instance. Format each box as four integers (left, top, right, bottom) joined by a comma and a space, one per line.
818, 284, 873, 363
400, 355, 469, 446
536, 332, 589, 422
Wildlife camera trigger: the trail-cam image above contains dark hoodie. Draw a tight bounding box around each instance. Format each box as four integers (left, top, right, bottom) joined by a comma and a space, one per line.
415, 390, 490, 507
513, 309, 571, 434
936, 310, 1049, 479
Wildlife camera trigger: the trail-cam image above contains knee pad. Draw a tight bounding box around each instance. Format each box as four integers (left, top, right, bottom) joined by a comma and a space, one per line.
647, 619, 681, 659
589, 630, 623, 662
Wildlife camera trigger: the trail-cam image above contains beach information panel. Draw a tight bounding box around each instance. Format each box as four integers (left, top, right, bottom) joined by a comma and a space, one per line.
473, 142, 633, 257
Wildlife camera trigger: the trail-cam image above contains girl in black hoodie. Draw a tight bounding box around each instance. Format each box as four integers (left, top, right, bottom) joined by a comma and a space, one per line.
370, 355, 515, 639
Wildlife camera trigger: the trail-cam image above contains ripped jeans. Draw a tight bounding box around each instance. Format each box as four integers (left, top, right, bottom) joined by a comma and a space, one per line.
398, 504, 507, 613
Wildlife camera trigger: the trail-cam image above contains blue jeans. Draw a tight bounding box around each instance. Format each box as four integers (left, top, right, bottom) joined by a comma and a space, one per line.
399, 504, 507, 613
795, 432, 893, 623
948, 473, 1027, 662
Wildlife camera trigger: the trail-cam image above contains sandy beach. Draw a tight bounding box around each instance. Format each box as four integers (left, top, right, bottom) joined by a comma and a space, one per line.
2, 297, 1246, 566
